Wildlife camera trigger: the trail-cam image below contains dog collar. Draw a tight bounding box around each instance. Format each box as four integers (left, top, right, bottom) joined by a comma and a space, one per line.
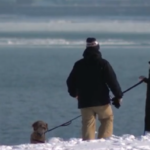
32, 139, 45, 143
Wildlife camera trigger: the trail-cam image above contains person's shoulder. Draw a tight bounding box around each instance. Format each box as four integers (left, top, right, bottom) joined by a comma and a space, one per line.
100, 58, 110, 66
74, 58, 84, 65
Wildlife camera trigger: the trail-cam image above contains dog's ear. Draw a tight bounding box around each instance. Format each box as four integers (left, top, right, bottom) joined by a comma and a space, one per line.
32, 121, 39, 130
45, 123, 48, 130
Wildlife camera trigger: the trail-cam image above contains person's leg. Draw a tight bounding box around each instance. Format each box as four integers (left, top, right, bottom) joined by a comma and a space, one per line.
94, 104, 113, 138
80, 107, 96, 140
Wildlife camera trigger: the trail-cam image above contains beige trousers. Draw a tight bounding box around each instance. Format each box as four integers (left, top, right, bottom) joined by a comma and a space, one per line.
80, 104, 113, 140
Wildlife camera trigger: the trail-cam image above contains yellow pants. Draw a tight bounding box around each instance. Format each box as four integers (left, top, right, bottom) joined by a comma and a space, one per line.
80, 104, 113, 140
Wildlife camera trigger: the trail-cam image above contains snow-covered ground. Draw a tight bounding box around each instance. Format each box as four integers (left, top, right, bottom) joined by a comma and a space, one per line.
1, 133, 150, 150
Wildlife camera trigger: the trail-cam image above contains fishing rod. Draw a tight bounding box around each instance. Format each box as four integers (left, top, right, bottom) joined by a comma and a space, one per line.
45, 80, 144, 134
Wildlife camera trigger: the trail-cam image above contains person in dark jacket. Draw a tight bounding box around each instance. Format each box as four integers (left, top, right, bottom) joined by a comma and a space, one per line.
139, 61, 150, 83
66, 37, 123, 140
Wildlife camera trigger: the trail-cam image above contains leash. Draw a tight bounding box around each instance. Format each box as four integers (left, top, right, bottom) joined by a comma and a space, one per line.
45, 80, 144, 134
121, 80, 144, 94
45, 115, 81, 133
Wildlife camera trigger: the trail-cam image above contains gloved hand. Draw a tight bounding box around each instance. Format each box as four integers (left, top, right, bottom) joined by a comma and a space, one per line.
139, 76, 146, 81
139, 76, 148, 83
76, 96, 78, 100
112, 97, 122, 109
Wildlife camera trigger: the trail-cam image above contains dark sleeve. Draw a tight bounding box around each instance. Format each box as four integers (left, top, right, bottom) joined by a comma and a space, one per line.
66, 63, 77, 98
103, 60, 123, 99
143, 78, 148, 84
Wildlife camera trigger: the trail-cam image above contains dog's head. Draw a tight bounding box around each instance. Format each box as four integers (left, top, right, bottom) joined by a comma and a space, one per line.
32, 121, 48, 135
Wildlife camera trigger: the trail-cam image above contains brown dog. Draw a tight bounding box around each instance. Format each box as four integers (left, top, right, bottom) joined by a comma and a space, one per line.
30, 121, 48, 144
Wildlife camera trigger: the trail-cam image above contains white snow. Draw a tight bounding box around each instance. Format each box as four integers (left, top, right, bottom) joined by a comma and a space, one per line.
1, 133, 150, 150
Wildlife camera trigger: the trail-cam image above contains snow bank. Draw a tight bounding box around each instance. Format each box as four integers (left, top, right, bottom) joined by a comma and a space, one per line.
1, 133, 150, 150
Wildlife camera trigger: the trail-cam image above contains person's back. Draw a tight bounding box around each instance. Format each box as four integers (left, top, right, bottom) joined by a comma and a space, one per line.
66, 37, 123, 140
73, 49, 111, 108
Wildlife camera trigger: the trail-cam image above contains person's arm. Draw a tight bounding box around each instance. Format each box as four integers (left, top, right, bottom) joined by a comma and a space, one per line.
66, 63, 78, 98
103, 60, 123, 99
139, 76, 148, 84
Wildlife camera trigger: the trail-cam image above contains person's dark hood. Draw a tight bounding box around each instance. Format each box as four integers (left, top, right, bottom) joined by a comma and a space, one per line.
83, 46, 102, 59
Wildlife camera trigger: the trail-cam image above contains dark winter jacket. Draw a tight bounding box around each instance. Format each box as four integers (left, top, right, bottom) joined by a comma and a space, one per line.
66, 47, 123, 108
143, 78, 149, 84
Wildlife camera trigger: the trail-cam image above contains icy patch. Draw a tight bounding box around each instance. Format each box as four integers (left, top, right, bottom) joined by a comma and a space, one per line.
0, 38, 147, 47
0, 20, 150, 33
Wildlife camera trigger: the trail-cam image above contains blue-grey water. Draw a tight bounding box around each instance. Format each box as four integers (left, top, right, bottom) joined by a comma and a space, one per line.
0, 0, 150, 146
